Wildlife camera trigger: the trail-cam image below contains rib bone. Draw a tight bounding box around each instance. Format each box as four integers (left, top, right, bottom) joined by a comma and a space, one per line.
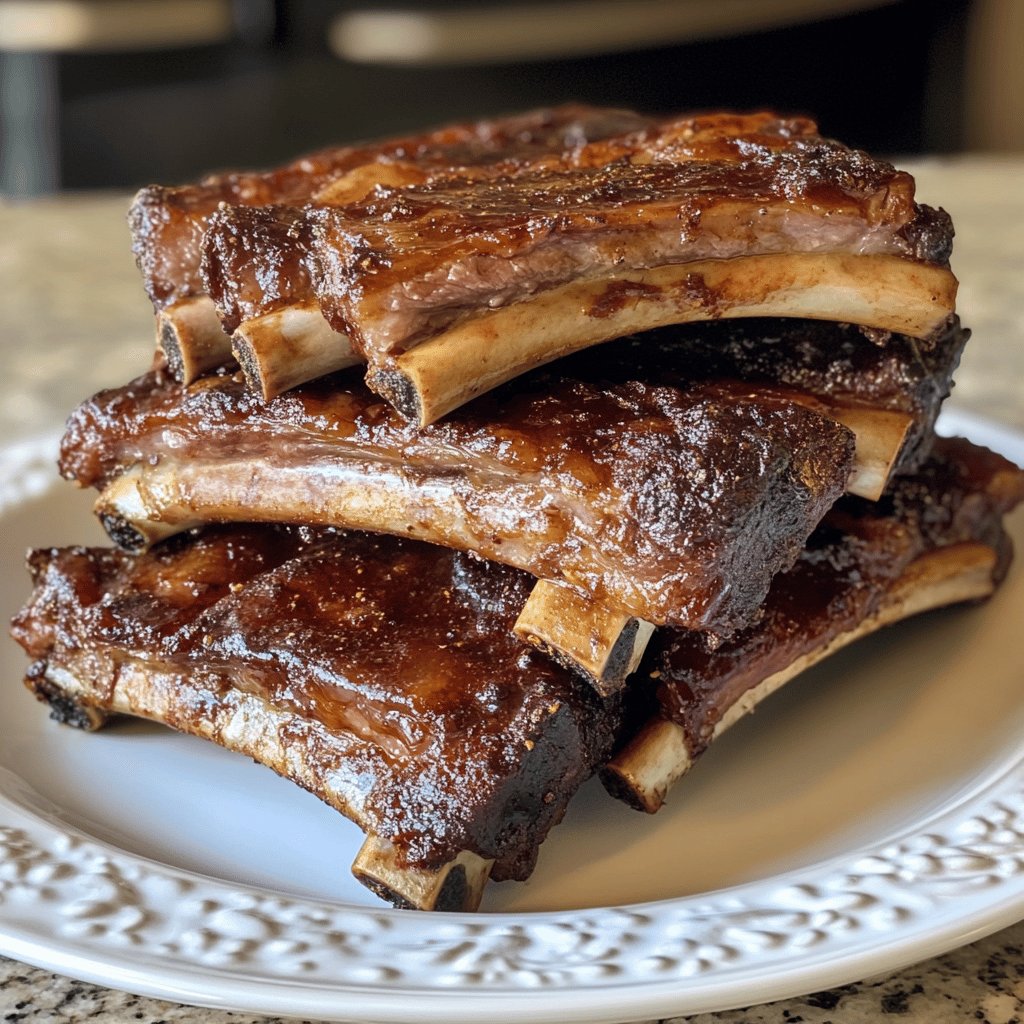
352, 834, 493, 912
232, 304, 359, 401
604, 541, 1000, 813
514, 580, 655, 695
57, 668, 484, 914
367, 254, 957, 425
156, 297, 233, 384
95, 463, 202, 551
829, 404, 914, 501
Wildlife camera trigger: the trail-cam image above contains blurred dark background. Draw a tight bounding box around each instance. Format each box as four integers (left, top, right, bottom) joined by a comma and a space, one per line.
1, 0, 1019, 196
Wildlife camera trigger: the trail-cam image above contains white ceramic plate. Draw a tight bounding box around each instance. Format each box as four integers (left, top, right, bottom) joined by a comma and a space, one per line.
1, 410, 1023, 1023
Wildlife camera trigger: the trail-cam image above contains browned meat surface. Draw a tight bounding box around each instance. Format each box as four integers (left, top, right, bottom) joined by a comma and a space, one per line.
302, 115, 952, 360
16, 440, 1019, 896
640, 437, 1024, 762
659, 315, 966, 472
59, 321, 875, 635
201, 107, 667, 335
130, 105, 654, 313
11, 526, 619, 882
201, 204, 310, 334
200, 111, 814, 333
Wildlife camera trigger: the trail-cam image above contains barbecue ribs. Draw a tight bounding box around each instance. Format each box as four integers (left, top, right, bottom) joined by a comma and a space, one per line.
605, 437, 1024, 811
12, 526, 621, 910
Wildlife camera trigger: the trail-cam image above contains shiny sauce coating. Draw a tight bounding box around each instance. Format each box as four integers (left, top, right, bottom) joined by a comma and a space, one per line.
646, 437, 1024, 754
59, 320, 870, 634
13, 526, 617, 875
132, 104, 655, 310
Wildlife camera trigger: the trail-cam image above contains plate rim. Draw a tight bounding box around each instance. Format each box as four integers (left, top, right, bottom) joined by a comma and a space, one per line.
2, 407, 1023, 1023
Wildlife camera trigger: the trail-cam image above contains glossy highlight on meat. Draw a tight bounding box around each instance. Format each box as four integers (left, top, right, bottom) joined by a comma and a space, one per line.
302, 116, 952, 358
645, 437, 1024, 758
56, 319, 890, 635
130, 105, 655, 314
11, 526, 619, 879
199, 111, 830, 333
201, 106, 662, 335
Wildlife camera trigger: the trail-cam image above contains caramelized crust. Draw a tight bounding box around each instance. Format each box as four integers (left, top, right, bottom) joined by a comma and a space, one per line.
200, 111, 814, 333
58, 320, 884, 635
657, 316, 966, 471
302, 117, 951, 359
643, 437, 1024, 759
201, 107, 663, 335
12, 527, 618, 878
16, 441, 1020, 887
130, 105, 654, 312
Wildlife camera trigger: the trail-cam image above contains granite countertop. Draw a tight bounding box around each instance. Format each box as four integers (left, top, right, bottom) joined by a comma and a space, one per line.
3, 925, 1024, 1024
1, 157, 1023, 1023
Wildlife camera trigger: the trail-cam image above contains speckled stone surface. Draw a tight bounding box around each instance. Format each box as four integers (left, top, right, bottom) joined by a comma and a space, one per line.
1, 157, 1023, 1023
3, 922, 1024, 1021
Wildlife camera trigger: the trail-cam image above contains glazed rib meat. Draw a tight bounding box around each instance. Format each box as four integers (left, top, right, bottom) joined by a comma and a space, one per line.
200, 111, 823, 334
270, 114, 956, 420
56, 319, 893, 637
188, 112, 960, 418
663, 315, 966, 474
14, 441, 1021, 909
131, 105, 654, 316
654, 435, 1024, 754
308, 126, 950, 350
11, 526, 620, 907
604, 437, 1024, 812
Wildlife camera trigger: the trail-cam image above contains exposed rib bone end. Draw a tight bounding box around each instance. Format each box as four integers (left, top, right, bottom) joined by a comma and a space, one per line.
24, 663, 109, 732
828, 406, 913, 501
352, 833, 494, 912
232, 305, 360, 402
600, 718, 690, 814
374, 254, 958, 426
603, 541, 1000, 814
94, 464, 200, 553
157, 297, 232, 384
514, 580, 654, 695
365, 367, 423, 425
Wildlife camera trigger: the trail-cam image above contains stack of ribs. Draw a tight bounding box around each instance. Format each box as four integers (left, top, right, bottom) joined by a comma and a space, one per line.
12, 106, 1024, 912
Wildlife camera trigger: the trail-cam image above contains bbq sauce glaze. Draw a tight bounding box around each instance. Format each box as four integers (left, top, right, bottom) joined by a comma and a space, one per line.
305, 116, 950, 351
136, 104, 654, 313
14, 440, 1024, 875
59, 319, 882, 636
13, 526, 618, 876
643, 437, 1024, 757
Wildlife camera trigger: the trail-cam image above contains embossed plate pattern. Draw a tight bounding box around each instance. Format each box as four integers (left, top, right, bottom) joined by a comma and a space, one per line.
1, 410, 1023, 1023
